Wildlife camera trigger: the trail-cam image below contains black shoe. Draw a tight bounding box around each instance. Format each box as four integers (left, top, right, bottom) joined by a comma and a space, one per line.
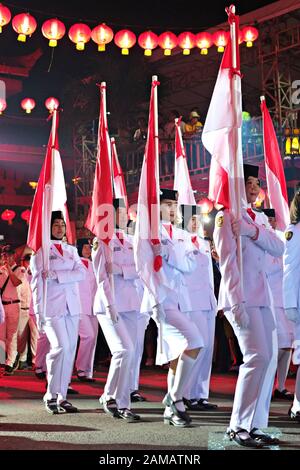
197, 399, 218, 410
67, 387, 79, 395
228, 429, 264, 448
116, 408, 141, 422
35, 370, 46, 380
3, 365, 14, 376
163, 393, 191, 424
45, 399, 59, 415
273, 388, 294, 401
58, 400, 78, 413
164, 409, 192, 427
100, 397, 119, 417
130, 391, 146, 402
18, 361, 28, 370
288, 406, 300, 422
250, 428, 280, 445
77, 374, 96, 383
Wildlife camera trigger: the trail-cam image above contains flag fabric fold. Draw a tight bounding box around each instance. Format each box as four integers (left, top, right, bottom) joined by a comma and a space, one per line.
111, 137, 128, 208
261, 97, 289, 231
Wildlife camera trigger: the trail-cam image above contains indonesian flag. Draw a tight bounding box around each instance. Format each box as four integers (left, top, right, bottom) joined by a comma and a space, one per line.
202, 10, 246, 216
111, 137, 128, 209
27, 112, 73, 257
261, 97, 289, 231
133, 78, 169, 304
173, 117, 196, 206
85, 83, 113, 243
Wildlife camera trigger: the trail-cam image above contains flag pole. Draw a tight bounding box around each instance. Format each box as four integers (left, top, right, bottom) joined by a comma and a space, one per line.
229, 5, 243, 280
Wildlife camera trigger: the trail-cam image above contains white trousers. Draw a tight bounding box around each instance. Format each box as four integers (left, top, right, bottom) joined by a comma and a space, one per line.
18, 311, 39, 363
3, 303, 20, 367
184, 310, 216, 400
226, 307, 278, 432
75, 314, 99, 378
274, 307, 294, 349
97, 313, 134, 409
43, 313, 79, 403
35, 331, 50, 372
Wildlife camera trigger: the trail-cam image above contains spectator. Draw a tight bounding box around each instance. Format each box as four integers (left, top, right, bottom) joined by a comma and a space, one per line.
184, 111, 203, 138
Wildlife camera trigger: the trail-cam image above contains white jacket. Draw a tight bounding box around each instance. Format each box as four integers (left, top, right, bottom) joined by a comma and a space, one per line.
283, 223, 300, 309
78, 258, 97, 315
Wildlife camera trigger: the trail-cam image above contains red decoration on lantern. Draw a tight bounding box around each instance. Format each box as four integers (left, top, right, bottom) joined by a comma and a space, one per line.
12, 13, 37, 42
198, 197, 214, 214
242, 26, 259, 47
138, 31, 158, 56
0, 4, 11, 33
1, 209, 16, 225
21, 209, 31, 224
212, 30, 229, 52
91, 23, 113, 52
177, 31, 195, 55
158, 31, 177, 56
42, 18, 66, 47
0, 97, 7, 114
21, 98, 36, 114
68, 23, 91, 50
114, 29, 136, 55
45, 97, 59, 113
195, 32, 212, 55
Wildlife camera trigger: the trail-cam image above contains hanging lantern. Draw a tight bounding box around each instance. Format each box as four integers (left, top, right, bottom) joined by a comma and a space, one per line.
21, 98, 36, 114
158, 31, 177, 56
0, 4, 11, 33
138, 31, 158, 56
242, 26, 259, 47
21, 209, 31, 224
254, 188, 265, 208
195, 32, 212, 55
68, 23, 91, 50
114, 29, 136, 55
29, 181, 38, 189
12, 13, 37, 42
91, 23, 113, 52
212, 30, 229, 52
0, 97, 7, 114
45, 97, 59, 113
42, 18, 66, 47
292, 129, 300, 153
198, 197, 214, 214
1, 209, 16, 225
177, 32, 195, 55
285, 137, 291, 155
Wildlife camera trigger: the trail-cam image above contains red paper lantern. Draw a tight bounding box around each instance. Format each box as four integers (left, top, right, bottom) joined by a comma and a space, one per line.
0, 97, 7, 114
21, 98, 36, 114
138, 31, 158, 56
195, 32, 212, 55
68, 23, 91, 50
114, 29, 136, 55
198, 197, 214, 214
158, 31, 177, 56
1, 209, 16, 225
45, 97, 59, 113
212, 30, 229, 52
91, 23, 113, 52
242, 26, 259, 47
0, 4, 11, 33
21, 209, 31, 224
12, 13, 37, 42
177, 31, 195, 55
42, 18, 66, 47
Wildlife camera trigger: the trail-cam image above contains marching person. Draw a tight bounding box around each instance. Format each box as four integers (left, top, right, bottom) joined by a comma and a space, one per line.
214, 164, 283, 447
140, 189, 204, 427
283, 191, 300, 423
30, 211, 85, 414
178, 204, 218, 411
75, 238, 98, 382
92, 198, 141, 422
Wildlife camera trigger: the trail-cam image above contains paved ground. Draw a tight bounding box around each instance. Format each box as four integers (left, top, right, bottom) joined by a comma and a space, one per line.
0, 367, 299, 451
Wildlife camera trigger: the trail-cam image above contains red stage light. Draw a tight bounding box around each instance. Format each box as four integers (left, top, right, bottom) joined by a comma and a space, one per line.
0, 4, 11, 33
195, 32, 212, 55
177, 31, 195, 55
12, 13, 37, 42
158, 31, 177, 56
42, 18, 66, 47
114, 29, 136, 55
0, 97, 7, 114
68, 23, 91, 50
138, 31, 158, 56
21, 98, 36, 114
212, 30, 229, 52
91, 23, 114, 52
45, 97, 59, 113
198, 197, 214, 214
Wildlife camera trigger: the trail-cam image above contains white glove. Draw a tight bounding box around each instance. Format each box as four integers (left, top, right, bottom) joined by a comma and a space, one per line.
42, 270, 58, 280
152, 243, 162, 256
231, 304, 250, 329
285, 308, 300, 324
0, 307, 5, 325
152, 304, 166, 324
231, 218, 257, 238
36, 314, 46, 333
105, 305, 119, 325
105, 262, 122, 275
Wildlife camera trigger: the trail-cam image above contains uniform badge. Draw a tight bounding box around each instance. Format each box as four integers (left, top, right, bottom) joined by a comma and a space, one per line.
93, 239, 98, 251
285, 231, 293, 241
216, 215, 224, 228
114, 247, 121, 252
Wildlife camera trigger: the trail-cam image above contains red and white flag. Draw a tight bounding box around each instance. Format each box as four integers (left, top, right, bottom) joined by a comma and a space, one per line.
261, 96, 289, 231
202, 9, 246, 216
27, 111, 73, 259
173, 117, 196, 206
85, 83, 114, 243
111, 137, 128, 209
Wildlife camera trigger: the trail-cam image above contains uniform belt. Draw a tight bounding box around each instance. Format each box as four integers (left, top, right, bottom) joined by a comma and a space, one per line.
2, 300, 20, 305
21, 307, 29, 310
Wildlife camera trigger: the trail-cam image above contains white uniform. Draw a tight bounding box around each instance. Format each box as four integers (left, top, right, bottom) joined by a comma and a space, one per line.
214, 208, 284, 432
181, 234, 217, 400
75, 258, 98, 378
0, 295, 5, 365
0, 264, 23, 367
30, 241, 85, 403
